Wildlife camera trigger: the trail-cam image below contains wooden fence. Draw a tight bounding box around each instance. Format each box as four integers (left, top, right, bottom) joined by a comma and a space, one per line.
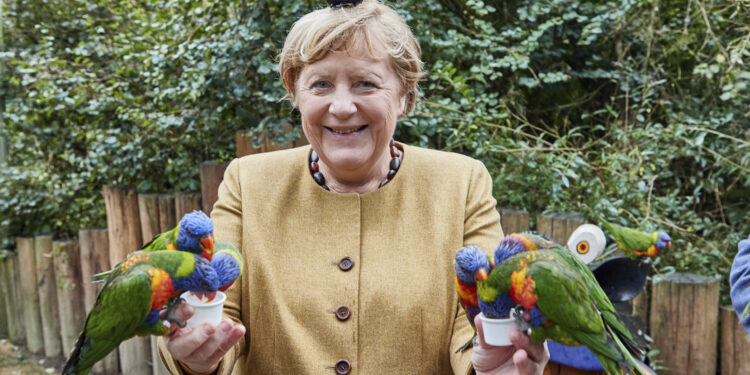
0, 132, 746, 374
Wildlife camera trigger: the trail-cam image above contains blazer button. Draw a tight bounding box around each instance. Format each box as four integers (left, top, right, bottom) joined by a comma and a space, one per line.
335, 306, 351, 321
338, 257, 354, 271
335, 359, 351, 375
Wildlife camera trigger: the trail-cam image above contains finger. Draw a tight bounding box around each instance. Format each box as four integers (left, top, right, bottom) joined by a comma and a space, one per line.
509, 330, 548, 363
473, 315, 488, 347
203, 322, 246, 365
168, 322, 217, 360
188, 319, 235, 362
513, 349, 536, 374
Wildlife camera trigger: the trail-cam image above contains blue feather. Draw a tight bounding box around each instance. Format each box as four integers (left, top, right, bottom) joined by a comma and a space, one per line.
176, 210, 214, 255
455, 245, 491, 285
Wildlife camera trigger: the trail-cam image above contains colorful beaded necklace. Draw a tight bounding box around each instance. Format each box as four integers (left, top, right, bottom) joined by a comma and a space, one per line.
309, 139, 402, 191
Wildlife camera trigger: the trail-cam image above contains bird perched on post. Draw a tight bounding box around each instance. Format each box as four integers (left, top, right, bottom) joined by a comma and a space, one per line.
600, 220, 671, 259
454, 245, 493, 352
63, 250, 220, 375
478, 248, 647, 375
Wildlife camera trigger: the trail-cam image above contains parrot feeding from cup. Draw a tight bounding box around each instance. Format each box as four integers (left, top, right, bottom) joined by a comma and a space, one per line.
63, 250, 220, 375
476, 234, 647, 375
454, 245, 494, 352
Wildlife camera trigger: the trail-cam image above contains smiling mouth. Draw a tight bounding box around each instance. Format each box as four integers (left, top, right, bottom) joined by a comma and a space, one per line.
327, 125, 367, 135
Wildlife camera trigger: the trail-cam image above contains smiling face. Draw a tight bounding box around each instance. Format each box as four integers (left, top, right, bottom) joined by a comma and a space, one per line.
296, 43, 406, 192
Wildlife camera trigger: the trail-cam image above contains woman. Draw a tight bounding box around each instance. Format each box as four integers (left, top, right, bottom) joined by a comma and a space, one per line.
158, 1, 548, 374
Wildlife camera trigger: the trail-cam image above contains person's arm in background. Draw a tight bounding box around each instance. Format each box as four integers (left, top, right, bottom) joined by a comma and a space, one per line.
158, 159, 246, 375
730, 235, 750, 333
451, 159, 549, 375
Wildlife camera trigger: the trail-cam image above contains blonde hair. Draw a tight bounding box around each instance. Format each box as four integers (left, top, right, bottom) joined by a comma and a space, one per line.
279, 0, 423, 115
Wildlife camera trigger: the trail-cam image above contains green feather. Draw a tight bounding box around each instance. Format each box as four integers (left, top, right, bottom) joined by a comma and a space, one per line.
64, 251, 206, 375
601, 220, 656, 259
479, 250, 646, 375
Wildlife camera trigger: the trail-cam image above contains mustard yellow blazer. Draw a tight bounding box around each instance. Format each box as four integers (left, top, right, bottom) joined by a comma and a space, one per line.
159, 143, 502, 374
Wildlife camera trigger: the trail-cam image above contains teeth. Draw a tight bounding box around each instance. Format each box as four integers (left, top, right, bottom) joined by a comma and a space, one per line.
330, 126, 364, 134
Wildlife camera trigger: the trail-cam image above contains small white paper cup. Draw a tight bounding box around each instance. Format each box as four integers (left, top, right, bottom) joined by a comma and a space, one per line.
479, 311, 520, 346
182, 291, 226, 328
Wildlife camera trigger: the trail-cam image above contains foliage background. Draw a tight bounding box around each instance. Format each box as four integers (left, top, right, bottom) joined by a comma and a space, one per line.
1, 0, 749, 302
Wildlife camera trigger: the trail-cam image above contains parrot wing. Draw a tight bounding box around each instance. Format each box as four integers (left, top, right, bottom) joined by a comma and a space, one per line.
529, 257, 627, 366
141, 226, 178, 252
64, 265, 153, 374
602, 221, 653, 256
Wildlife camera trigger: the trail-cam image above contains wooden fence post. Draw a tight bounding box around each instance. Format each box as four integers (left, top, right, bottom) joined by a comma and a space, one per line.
200, 161, 228, 216
103, 185, 151, 374
498, 208, 530, 235
78, 229, 118, 374
0, 254, 12, 340
17, 237, 44, 353
721, 305, 750, 375
138, 195, 171, 375
34, 235, 62, 358
1, 253, 23, 343
53, 239, 85, 356
649, 272, 719, 374
10, 252, 26, 343
138, 193, 162, 241
158, 194, 176, 232
175, 192, 201, 221
0, 254, 6, 339
535, 213, 585, 245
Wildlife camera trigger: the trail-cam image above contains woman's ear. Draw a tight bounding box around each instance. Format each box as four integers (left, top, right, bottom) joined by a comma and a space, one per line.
399, 94, 407, 116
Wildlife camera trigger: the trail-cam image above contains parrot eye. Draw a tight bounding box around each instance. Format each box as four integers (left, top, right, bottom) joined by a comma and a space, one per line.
576, 241, 590, 254
185, 227, 195, 237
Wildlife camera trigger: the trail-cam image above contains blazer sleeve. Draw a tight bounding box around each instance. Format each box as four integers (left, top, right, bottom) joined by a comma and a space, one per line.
730, 235, 750, 333
158, 158, 246, 375
450, 158, 503, 375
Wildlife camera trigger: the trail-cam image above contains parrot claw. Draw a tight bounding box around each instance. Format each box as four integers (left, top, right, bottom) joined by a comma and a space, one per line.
512, 305, 533, 336
163, 297, 187, 328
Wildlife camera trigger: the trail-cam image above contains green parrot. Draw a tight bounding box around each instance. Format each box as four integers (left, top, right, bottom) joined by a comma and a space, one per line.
601, 220, 671, 259
93, 210, 215, 280
63, 250, 220, 375
478, 249, 647, 375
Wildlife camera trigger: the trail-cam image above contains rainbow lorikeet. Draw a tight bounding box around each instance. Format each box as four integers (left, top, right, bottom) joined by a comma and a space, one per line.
211, 240, 244, 292
63, 250, 220, 375
478, 237, 646, 375
454, 245, 494, 352
491, 232, 641, 352
144, 210, 215, 260
94, 210, 215, 281
601, 220, 671, 259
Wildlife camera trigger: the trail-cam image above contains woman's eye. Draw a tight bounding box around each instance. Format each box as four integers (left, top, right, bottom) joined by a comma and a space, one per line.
358, 81, 376, 88
312, 81, 331, 89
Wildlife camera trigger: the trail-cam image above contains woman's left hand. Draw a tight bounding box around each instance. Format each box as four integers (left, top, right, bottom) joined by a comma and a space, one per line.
471, 315, 549, 375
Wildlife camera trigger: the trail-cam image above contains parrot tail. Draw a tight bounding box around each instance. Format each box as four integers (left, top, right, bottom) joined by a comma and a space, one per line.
607, 324, 651, 375
63, 332, 93, 375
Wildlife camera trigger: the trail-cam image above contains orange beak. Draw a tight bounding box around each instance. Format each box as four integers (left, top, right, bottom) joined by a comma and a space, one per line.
195, 291, 217, 302
475, 268, 488, 282
200, 233, 215, 260
667, 241, 672, 248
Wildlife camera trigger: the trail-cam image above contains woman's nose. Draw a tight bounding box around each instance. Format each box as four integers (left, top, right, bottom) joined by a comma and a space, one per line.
328, 89, 356, 118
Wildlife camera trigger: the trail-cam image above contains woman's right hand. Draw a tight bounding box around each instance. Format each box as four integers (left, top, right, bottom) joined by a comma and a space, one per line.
162, 303, 246, 373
